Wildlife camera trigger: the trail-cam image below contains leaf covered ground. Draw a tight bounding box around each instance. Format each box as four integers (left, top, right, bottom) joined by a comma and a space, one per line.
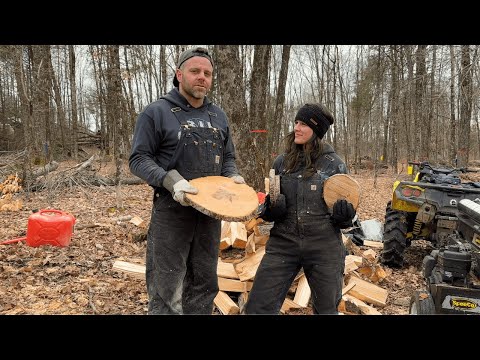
0, 160, 442, 315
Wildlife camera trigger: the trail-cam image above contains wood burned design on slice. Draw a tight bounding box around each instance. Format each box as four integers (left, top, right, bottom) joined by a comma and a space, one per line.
212, 186, 236, 202
185, 176, 259, 222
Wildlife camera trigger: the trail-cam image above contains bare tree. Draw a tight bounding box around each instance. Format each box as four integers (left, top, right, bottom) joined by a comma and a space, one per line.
3, 44, 480, 182
213, 45, 251, 189
68, 45, 79, 159
106, 45, 124, 207
428, 45, 436, 163
449, 45, 457, 164
90, 45, 108, 154
389, 45, 400, 173
458, 45, 473, 167
269, 45, 291, 163
414, 45, 427, 161
248, 45, 272, 189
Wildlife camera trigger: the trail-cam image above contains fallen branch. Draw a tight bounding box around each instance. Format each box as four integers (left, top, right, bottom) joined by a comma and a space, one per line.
32, 161, 59, 178
75, 215, 133, 230
94, 175, 145, 186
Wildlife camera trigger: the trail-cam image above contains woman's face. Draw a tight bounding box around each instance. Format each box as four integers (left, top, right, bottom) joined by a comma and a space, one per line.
294, 120, 314, 144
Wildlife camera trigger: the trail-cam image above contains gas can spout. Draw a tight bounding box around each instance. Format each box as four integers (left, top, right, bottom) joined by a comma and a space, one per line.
0, 237, 27, 245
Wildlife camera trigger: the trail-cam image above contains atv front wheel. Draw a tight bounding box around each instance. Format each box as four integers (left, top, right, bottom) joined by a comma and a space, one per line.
380, 201, 409, 268
409, 290, 435, 314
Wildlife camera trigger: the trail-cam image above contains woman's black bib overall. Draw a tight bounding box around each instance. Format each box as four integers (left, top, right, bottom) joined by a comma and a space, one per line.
245, 156, 346, 314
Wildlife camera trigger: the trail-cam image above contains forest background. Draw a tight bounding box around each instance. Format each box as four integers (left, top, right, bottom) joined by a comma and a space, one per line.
0, 45, 478, 192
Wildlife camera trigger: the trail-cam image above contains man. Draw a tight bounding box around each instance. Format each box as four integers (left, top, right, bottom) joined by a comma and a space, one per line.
129, 47, 244, 314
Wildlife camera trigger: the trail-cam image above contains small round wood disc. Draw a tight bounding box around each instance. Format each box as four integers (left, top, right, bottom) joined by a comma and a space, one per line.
185, 176, 259, 222
323, 174, 361, 210
269, 169, 280, 205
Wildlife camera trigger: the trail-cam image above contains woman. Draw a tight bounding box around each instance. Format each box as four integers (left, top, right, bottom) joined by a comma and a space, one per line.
244, 103, 356, 314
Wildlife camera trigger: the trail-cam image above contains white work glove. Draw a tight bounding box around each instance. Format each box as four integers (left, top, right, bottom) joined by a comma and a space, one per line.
163, 169, 198, 206
230, 174, 246, 184
173, 179, 198, 206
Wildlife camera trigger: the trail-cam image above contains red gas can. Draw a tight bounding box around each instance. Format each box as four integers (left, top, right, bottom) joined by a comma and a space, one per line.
26, 209, 76, 247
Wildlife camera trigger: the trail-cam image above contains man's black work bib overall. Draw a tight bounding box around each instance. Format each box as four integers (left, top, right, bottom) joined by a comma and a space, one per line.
146, 105, 224, 314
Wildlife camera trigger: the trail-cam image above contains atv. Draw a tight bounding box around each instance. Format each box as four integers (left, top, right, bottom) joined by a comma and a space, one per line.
381, 161, 480, 268
409, 198, 480, 314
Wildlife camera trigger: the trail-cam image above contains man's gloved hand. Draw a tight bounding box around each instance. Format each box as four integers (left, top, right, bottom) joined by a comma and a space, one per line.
331, 199, 356, 229
162, 169, 198, 206
172, 179, 198, 206
229, 174, 246, 184
258, 193, 287, 222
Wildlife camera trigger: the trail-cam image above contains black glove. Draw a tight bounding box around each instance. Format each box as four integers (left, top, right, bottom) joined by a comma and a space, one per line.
331, 199, 356, 229
258, 194, 287, 222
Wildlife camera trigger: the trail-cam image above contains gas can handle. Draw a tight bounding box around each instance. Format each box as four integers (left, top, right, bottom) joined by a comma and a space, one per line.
39, 209, 64, 216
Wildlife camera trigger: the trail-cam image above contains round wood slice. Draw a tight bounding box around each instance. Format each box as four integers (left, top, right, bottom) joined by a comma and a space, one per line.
184, 176, 259, 222
269, 169, 280, 206
323, 174, 361, 210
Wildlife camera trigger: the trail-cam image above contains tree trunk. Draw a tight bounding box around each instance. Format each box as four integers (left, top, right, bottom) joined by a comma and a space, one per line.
449, 45, 457, 164
270, 45, 291, 162
414, 45, 427, 161
390, 45, 400, 173
13, 45, 34, 181
458, 45, 473, 167
68, 45, 79, 159
248, 45, 272, 190
428, 45, 436, 163
106, 45, 124, 207
213, 45, 250, 190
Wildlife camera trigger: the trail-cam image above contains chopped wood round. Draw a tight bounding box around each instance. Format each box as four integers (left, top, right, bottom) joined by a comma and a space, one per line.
269, 169, 280, 206
184, 176, 259, 222
323, 174, 361, 210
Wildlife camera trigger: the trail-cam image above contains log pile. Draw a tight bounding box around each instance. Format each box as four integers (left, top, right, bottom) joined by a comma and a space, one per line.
214, 223, 390, 315
0, 174, 23, 211
112, 218, 391, 315
77, 130, 101, 147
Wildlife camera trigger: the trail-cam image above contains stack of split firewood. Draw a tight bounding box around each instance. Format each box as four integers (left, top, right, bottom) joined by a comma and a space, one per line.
112, 217, 390, 315
214, 219, 390, 315
339, 235, 389, 315
0, 174, 23, 211
214, 217, 270, 314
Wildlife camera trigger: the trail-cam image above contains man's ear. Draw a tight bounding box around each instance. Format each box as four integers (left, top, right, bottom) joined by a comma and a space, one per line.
176, 68, 182, 84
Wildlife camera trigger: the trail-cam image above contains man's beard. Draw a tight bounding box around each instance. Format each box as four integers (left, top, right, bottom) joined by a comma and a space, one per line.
185, 84, 207, 99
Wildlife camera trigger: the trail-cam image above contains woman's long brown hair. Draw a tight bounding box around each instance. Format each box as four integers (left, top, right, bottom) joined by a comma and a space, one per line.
283, 132, 323, 178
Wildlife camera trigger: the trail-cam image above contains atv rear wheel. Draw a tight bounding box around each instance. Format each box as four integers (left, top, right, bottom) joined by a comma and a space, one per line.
409, 290, 435, 314
380, 201, 409, 268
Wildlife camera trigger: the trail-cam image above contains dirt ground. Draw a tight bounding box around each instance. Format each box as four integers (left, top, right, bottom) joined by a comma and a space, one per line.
0, 159, 441, 315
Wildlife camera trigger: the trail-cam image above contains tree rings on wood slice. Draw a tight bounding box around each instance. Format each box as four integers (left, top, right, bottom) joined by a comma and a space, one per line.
269, 169, 280, 206
185, 176, 259, 222
323, 174, 361, 210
